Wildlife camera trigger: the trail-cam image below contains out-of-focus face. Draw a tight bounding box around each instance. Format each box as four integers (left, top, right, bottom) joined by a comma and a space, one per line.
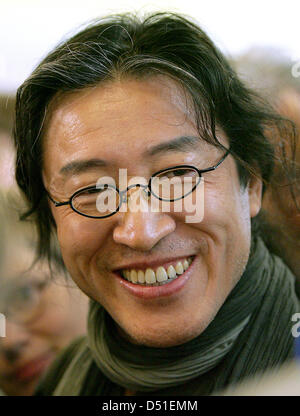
42, 77, 262, 348
262, 90, 300, 280
0, 247, 88, 396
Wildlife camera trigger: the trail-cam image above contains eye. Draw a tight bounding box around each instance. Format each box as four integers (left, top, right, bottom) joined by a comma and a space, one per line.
155, 168, 198, 181
2, 279, 49, 324
74, 187, 109, 205
19, 286, 33, 299
72, 186, 120, 216
8, 284, 39, 314
87, 186, 108, 194
150, 167, 201, 201
166, 169, 196, 177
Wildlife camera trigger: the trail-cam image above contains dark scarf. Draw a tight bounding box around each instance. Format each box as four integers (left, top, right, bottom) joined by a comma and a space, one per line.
44, 237, 299, 396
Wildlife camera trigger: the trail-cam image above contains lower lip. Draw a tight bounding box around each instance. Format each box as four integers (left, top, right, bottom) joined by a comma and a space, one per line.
14, 353, 53, 383
114, 257, 196, 300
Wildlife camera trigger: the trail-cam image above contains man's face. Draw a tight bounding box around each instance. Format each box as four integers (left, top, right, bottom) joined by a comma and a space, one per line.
42, 77, 262, 347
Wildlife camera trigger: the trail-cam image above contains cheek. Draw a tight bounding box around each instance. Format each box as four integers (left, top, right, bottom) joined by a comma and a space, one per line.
53, 210, 113, 296
203, 187, 251, 246
30, 288, 80, 346
174, 178, 251, 281
36, 288, 71, 332
176, 182, 250, 234
55, 210, 104, 264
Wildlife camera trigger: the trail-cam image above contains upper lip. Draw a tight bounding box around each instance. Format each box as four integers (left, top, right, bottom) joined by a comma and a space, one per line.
113, 255, 194, 272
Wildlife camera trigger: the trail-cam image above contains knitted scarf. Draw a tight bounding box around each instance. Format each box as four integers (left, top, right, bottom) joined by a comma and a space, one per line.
46, 237, 299, 396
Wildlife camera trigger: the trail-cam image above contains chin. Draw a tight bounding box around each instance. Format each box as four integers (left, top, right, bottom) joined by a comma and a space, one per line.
128, 332, 201, 348
117, 320, 209, 348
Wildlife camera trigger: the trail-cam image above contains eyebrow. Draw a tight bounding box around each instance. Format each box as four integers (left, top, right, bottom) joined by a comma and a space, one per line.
59, 158, 107, 176
144, 135, 201, 157
59, 136, 201, 177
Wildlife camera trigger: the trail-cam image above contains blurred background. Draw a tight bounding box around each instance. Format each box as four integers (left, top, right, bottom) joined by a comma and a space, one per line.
0, 0, 299, 396
1, 0, 300, 186
1, 0, 300, 92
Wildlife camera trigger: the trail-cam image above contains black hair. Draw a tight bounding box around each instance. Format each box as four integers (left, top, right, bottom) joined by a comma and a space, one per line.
14, 12, 298, 264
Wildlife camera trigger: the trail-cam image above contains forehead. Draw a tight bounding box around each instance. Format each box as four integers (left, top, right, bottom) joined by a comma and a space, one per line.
42, 77, 202, 173
45, 76, 193, 133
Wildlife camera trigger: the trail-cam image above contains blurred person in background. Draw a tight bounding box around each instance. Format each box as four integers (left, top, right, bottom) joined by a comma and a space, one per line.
262, 91, 300, 292
0, 95, 15, 189
0, 189, 88, 396
234, 51, 300, 292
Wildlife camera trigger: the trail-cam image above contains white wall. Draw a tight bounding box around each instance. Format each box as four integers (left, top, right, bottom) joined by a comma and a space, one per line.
0, 0, 299, 92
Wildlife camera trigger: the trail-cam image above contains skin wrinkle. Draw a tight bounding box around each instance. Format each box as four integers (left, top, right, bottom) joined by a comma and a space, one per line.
42, 76, 262, 348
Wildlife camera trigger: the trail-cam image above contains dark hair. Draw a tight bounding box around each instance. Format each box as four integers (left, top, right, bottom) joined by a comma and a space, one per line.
14, 12, 298, 264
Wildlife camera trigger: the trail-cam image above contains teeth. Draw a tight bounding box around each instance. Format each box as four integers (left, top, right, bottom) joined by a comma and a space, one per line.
122, 256, 193, 285
167, 265, 177, 279
156, 266, 168, 282
175, 262, 184, 275
183, 259, 189, 271
137, 270, 145, 284
130, 270, 138, 283
145, 268, 156, 284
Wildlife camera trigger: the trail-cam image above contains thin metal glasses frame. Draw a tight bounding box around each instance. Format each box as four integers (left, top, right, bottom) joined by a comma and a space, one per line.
48, 149, 230, 219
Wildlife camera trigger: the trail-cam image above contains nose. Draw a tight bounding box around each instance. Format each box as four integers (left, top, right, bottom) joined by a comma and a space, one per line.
0, 320, 30, 363
113, 187, 176, 251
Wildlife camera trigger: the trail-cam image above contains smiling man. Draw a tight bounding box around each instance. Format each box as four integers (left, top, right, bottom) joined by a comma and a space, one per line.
14, 12, 300, 396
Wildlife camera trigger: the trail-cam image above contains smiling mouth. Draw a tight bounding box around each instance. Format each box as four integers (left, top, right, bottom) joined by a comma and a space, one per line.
118, 256, 194, 286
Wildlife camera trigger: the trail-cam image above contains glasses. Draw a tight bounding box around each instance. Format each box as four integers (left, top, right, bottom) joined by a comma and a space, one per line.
0, 278, 49, 325
48, 149, 230, 218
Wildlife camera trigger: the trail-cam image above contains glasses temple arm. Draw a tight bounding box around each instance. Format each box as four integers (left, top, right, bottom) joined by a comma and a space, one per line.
47, 192, 69, 207
200, 148, 231, 174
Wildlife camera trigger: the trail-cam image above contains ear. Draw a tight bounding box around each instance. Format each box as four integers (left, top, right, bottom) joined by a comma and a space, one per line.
248, 175, 263, 218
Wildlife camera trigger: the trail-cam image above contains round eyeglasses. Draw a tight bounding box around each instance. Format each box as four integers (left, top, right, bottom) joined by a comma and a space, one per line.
48, 149, 230, 218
